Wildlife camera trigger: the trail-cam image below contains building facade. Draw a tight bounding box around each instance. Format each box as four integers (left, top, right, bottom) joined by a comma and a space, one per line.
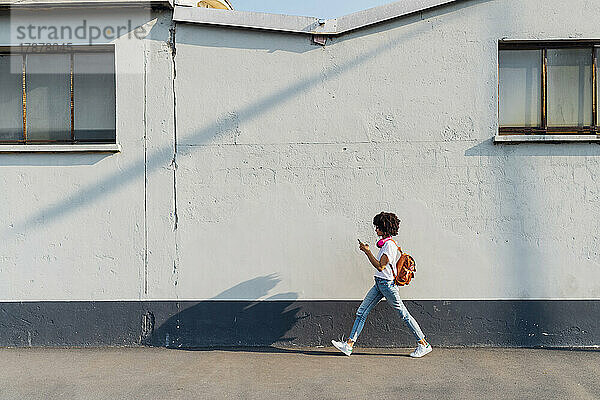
0, 0, 599, 347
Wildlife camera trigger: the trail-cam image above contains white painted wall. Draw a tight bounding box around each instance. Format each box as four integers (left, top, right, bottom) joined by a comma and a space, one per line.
1, 0, 599, 302
0, 7, 176, 301
173, 0, 600, 300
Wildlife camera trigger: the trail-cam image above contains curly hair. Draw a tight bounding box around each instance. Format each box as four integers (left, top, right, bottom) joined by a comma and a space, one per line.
373, 212, 400, 237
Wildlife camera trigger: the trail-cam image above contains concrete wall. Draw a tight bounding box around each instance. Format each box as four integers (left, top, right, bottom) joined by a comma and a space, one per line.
0, 6, 176, 302
173, 0, 600, 302
1, 0, 599, 347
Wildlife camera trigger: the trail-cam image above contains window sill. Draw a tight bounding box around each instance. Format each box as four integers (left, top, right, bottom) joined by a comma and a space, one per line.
0, 144, 121, 153
494, 135, 600, 143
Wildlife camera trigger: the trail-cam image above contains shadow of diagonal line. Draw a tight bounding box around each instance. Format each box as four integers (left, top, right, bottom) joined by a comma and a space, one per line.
13, 23, 420, 234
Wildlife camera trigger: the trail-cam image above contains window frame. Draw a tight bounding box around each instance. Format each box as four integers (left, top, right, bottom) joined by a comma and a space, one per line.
498, 40, 599, 136
0, 44, 117, 146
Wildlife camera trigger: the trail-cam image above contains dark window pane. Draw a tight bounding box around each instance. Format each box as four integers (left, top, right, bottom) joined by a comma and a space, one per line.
74, 53, 116, 143
25, 54, 71, 142
499, 50, 542, 128
547, 48, 593, 127
0, 55, 24, 141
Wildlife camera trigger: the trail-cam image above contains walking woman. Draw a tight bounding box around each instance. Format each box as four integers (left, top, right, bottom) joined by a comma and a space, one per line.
332, 212, 432, 358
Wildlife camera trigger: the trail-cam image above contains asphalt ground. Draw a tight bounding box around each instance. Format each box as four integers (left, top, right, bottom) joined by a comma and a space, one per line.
0, 346, 598, 400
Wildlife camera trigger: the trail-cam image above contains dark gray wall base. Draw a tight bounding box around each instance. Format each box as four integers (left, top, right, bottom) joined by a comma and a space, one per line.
0, 300, 598, 347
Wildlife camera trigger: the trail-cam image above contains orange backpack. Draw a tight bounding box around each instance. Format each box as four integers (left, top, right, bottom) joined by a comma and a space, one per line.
390, 241, 416, 286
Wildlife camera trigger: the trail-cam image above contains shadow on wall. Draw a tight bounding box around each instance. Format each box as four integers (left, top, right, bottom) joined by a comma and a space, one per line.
9, 0, 593, 347
172, 0, 496, 52
464, 136, 600, 346
0, 153, 111, 167
7, 0, 501, 236
145, 274, 302, 347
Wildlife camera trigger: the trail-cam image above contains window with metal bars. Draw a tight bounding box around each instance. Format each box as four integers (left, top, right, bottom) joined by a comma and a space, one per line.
499, 41, 600, 135
0, 45, 116, 144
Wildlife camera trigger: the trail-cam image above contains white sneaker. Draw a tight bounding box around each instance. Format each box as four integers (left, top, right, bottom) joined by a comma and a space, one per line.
331, 340, 353, 356
410, 343, 432, 358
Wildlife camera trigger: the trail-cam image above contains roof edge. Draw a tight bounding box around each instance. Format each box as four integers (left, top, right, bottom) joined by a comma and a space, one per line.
336, 0, 459, 34
173, 6, 338, 35
0, 0, 173, 8
172, 0, 461, 35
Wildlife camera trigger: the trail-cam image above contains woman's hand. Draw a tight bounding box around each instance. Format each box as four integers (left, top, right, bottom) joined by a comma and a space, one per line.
358, 241, 370, 253
358, 239, 385, 271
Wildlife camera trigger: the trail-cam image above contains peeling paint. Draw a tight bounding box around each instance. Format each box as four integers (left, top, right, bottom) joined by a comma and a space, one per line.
170, 20, 179, 237
140, 311, 155, 344
172, 260, 178, 287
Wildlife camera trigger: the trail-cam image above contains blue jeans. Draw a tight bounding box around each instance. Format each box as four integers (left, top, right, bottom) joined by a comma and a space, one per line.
349, 277, 425, 342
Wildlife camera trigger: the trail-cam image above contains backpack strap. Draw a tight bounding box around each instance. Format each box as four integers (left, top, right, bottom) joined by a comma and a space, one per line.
387, 239, 402, 279
388, 239, 401, 253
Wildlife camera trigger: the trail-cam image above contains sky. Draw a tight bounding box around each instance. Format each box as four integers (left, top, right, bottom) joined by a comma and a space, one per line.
231, 0, 398, 19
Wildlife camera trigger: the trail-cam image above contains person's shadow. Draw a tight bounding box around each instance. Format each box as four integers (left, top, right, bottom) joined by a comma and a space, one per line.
145, 274, 303, 348
142, 274, 414, 356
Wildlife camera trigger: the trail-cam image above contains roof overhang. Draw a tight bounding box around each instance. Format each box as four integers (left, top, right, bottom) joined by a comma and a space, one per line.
173, 6, 338, 35
173, 0, 461, 35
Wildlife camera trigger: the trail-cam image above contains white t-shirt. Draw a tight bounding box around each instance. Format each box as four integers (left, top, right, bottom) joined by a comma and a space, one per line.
373, 240, 399, 281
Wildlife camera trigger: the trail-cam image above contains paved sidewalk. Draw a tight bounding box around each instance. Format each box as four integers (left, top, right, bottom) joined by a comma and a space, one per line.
0, 346, 598, 400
